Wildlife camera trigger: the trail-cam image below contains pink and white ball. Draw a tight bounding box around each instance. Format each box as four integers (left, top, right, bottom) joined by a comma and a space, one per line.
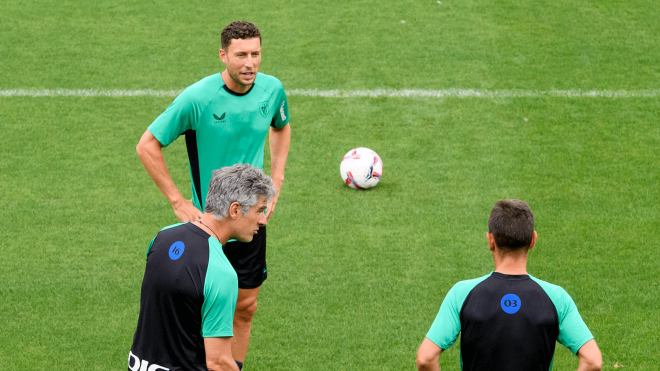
340, 147, 383, 189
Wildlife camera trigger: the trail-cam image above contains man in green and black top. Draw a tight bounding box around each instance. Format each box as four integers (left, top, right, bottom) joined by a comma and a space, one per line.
129, 164, 276, 371
417, 200, 602, 371
136, 21, 290, 363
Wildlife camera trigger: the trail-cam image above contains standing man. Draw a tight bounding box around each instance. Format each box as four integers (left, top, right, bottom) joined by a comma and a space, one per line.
129, 164, 276, 371
417, 200, 602, 371
136, 21, 291, 364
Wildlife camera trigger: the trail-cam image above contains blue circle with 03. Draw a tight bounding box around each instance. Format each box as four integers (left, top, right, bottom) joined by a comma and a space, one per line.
501, 294, 521, 314
169, 241, 185, 260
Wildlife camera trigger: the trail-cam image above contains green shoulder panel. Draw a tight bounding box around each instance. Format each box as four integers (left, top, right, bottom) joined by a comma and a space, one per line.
148, 73, 222, 147
254, 72, 283, 94
145, 222, 185, 259
426, 273, 492, 350
529, 275, 594, 354
201, 238, 238, 338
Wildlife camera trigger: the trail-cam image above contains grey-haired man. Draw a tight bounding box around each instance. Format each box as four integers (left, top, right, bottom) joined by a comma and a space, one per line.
128, 164, 276, 371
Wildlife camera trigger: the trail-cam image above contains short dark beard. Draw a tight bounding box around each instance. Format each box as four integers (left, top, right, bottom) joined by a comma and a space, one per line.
227, 67, 251, 88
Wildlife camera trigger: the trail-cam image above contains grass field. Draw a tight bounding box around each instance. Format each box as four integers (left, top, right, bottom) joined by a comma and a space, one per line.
1, 0, 659, 370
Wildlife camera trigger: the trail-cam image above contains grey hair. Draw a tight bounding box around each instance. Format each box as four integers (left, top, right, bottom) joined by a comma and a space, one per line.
205, 164, 276, 220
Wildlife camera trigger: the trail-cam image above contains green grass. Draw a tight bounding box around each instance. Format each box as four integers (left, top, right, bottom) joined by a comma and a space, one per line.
1, 0, 659, 370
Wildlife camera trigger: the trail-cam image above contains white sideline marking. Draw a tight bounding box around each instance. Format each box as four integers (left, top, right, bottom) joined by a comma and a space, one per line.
288, 89, 660, 98
1, 88, 659, 98
0, 89, 182, 97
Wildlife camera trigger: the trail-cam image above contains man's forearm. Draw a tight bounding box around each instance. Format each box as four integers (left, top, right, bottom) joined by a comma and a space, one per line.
206, 358, 240, 371
136, 131, 185, 205
269, 124, 291, 190
137, 130, 203, 222
204, 338, 240, 371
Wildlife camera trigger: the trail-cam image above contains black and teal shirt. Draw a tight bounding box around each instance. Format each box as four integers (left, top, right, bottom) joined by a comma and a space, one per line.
129, 223, 238, 371
426, 272, 594, 371
148, 72, 290, 211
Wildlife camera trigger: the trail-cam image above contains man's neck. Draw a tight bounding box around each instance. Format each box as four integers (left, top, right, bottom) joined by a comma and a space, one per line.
199, 214, 231, 245
492, 250, 529, 275
221, 70, 252, 94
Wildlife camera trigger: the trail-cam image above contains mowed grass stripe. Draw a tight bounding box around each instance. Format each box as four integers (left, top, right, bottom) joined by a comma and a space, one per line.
1, 88, 660, 98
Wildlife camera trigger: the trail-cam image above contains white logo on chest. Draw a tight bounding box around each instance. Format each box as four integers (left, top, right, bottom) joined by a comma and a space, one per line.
128, 351, 170, 371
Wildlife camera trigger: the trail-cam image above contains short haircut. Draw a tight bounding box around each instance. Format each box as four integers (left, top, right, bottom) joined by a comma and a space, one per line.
221, 21, 261, 50
205, 164, 276, 220
488, 199, 535, 250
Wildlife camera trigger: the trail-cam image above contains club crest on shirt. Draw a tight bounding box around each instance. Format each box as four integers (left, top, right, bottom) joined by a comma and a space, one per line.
258, 101, 269, 117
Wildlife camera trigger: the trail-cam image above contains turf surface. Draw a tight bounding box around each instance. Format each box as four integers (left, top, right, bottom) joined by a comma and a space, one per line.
1, 0, 659, 370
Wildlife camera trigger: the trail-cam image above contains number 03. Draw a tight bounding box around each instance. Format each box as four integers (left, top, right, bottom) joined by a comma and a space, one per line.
504, 299, 518, 307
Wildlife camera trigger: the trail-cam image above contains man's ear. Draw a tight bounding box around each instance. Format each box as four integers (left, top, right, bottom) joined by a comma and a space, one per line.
487, 232, 496, 252
219, 48, 228, 64
528, 231, 538, 251
228, 202, 242, 219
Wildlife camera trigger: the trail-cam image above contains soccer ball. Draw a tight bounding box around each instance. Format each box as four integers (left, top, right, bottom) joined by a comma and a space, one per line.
340, 147, 383, 189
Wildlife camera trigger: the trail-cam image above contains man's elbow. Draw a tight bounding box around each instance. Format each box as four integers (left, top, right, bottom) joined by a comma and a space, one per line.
577, 339, 603, 371
136, 135, 149, 158
136, 141, 144, 158
594, 360, 603, 371
582, 357, 603, 371
136, 131, 162, 159
206, 358, 238, 371
416, 351, 437, 371
416, 357, 431, 370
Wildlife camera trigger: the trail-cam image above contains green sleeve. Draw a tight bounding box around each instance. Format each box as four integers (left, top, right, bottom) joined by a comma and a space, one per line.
147, 88, 205, 147
145, 237, 156, 259
426, 274, 491, 350
271, 82, 290, 129
530, 276, 594, 354
201, 238, 238, 338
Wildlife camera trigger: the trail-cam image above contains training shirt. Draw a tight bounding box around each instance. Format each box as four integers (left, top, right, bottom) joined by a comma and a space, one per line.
426, 272, 593, 371
148, 72, 290, 210
129, 223, 238, 371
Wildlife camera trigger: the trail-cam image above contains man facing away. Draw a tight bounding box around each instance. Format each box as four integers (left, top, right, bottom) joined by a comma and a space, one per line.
136, 21, 291, 364
129, 164, 276, 371
417, 199, 602, 371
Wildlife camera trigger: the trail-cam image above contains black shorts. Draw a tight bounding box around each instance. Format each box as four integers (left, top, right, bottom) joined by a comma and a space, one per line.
222, 225, 267, 289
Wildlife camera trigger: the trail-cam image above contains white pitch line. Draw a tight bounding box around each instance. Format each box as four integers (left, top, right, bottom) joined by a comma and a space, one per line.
288, 89, 660, 98
1, 88, 659, 98
0, 89, 183, 97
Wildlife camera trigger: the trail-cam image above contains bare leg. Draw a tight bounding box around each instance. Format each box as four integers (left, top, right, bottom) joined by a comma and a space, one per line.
232, 286, 261, 362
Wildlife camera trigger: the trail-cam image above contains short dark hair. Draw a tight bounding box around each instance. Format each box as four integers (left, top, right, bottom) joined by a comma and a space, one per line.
488, 200, 535, 250
221, 21, 261, 49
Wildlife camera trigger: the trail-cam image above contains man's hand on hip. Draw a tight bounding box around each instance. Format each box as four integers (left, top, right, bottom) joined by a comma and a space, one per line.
172, 199, 204, 222
266, 195, 278, 220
